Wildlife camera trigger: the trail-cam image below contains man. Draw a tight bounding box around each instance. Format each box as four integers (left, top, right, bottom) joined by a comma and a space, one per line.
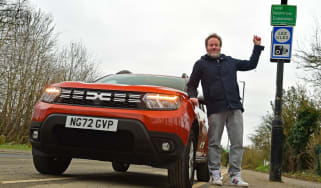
187, 33, 264, 186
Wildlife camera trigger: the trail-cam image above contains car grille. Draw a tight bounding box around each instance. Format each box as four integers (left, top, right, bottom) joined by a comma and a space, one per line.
53, 125, 134, 152
55, 88, 146, 109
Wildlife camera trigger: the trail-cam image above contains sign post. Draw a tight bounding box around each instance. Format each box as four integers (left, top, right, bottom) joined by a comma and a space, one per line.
269, 0, 296, 182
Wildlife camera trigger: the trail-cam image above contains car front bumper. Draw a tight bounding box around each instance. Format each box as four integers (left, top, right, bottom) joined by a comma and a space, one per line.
30, 113, 185, 168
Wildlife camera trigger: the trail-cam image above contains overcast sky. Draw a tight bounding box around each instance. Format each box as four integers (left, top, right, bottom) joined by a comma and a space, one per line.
29, 0, 321, 146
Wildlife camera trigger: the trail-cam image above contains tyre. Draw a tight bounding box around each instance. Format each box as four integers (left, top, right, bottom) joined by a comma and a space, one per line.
196, 162, 210, 181
168, 131, 196, 188
112, 161, 130, 172
32, 155, 71, 175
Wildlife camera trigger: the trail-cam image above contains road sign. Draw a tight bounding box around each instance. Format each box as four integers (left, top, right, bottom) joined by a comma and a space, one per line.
270, 26, 293, 62
271, 5, 297, 26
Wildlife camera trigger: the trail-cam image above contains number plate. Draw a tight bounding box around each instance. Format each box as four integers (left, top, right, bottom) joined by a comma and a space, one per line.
65, 116, 118, 132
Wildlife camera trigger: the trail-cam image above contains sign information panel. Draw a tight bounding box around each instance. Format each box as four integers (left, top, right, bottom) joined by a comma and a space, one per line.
270, 26, 293, 62
271, 5, 297, 26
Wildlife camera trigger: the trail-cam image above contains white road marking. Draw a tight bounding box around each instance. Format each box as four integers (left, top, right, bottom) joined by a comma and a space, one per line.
0, 177, 74, 184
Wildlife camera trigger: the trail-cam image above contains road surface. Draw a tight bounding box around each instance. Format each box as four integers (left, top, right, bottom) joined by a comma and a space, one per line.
0, 149, 320, 188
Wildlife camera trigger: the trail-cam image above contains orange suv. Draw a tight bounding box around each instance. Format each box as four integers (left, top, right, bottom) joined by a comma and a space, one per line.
30, 73, 209, 188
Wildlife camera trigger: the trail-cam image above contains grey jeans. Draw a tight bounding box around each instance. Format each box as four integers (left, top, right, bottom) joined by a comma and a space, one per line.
208, 109, 244, 176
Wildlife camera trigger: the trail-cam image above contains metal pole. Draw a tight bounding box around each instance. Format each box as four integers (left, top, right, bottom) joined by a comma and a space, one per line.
269, 0, 287, 182
269, 61, 284, 181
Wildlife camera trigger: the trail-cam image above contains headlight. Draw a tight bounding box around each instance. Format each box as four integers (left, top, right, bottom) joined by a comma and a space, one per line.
40, 87, 61, 103
143, 93, 181, 110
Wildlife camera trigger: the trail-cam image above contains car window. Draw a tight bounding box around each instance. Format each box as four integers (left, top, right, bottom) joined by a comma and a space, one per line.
95, 74, 186, 92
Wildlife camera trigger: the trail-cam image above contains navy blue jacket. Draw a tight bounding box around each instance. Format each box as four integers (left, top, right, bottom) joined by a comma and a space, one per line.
187, 45, 264, 115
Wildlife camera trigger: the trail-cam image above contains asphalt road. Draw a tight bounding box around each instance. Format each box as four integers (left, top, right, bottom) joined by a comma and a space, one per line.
0, 149, 320, 188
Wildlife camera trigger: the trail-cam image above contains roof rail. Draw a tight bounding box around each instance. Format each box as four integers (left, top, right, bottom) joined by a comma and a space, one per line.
181, 73, 188, 78
116, 70, 132, 74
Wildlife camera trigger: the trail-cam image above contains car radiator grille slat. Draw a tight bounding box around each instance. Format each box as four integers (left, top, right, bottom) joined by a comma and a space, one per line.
55, 88, 145, 109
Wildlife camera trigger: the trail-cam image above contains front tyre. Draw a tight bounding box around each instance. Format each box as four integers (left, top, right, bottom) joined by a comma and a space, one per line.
32, 155, 71, 175
168, 131, 196, 188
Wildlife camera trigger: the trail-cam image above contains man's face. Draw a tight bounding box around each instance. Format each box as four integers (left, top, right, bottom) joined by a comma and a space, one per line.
206, 37, 221, 58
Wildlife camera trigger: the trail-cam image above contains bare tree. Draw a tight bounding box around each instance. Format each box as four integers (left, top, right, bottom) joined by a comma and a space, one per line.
0, 0, 101, 143
55, 41, 100, 83
295, 26, 321, 88
0, 0, 27, 49
0, 3, 57, 142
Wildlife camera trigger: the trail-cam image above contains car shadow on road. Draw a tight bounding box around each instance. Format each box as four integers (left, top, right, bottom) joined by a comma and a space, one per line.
61, 171, 170, 187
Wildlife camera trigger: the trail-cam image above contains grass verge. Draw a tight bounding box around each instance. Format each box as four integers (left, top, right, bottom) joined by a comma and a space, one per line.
0, 143, 31, 151
255, 165, 270, 173
253, 165, 321, 183
283, 171, 321, 183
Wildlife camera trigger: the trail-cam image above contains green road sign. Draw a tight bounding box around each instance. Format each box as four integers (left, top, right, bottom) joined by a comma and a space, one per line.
271, 5, 297, 26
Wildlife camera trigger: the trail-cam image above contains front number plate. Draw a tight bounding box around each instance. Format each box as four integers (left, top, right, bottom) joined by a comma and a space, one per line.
65, 116, 118, 132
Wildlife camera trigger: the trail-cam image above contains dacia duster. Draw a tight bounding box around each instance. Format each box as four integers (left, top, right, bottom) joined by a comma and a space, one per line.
30, 73, 209, 188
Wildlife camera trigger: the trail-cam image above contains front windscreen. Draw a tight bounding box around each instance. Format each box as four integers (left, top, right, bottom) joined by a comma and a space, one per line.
95, 74, 186, 91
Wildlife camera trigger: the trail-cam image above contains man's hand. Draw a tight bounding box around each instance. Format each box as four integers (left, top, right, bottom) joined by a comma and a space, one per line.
253, 35, 261, 45
190, 98, 199, 107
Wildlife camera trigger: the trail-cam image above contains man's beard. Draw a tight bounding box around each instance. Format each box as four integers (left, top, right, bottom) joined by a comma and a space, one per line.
208, 52, 220, 58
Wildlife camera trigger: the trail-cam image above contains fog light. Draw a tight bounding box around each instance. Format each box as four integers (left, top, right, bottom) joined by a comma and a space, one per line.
32, 130, 39, 139
162, 142, 171, 152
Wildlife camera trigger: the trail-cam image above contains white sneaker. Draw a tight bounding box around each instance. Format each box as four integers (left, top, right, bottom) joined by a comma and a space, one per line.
230, 175, 249, 187
210, 175, 223, 186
